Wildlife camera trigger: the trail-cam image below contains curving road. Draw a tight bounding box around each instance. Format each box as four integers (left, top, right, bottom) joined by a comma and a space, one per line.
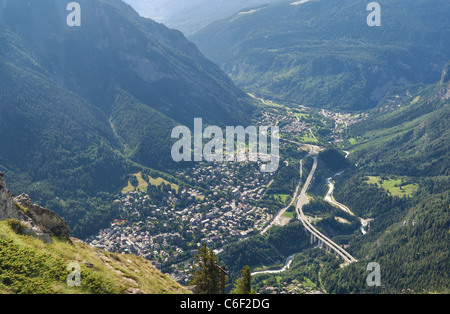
261, 159, 302, 235
325, 176, 373, 235
261, 143, 320, 234
262, 141, 357, 265
295, 154, 357, 265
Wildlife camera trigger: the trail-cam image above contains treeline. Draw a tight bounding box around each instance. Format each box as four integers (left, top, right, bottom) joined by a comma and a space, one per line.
190, 244, 255, 294
108, 86, 178, 170
266, 164, 300, 195
318, 149, 352, 173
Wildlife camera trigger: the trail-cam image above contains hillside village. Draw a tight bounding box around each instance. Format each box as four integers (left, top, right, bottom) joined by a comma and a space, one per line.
85, 161, 277, 284
84, 104, 312, 285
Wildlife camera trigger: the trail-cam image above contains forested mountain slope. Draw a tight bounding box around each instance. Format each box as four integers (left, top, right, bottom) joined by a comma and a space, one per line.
346, 61, 450, 176
323, 63, 450, 293
192, 0, 450, 111
0, 0, 254, 237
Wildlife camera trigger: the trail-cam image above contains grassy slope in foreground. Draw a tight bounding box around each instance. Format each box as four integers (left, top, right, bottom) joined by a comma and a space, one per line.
0, 221, 190, 294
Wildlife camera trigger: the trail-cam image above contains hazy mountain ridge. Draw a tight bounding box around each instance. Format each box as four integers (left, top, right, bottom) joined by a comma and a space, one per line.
191, 0, 450, 111
124, 0, 282, 35
0, 0, 254, 127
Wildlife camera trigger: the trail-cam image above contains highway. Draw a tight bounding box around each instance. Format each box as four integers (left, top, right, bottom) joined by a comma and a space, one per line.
261, 141, 357, 265
294, 152, 357, 265
261, 159, 302, 235
261, 143, 321, 234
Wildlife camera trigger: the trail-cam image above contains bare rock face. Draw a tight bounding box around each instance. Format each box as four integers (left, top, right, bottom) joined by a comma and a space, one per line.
0, 173, 28, 222
14, 193, 71, 238
438, 62, 450, 100
124, 288, 144, 294
0, 173, 71, 242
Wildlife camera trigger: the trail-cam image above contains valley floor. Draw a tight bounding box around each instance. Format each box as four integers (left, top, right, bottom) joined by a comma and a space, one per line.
86, 97, 370, 292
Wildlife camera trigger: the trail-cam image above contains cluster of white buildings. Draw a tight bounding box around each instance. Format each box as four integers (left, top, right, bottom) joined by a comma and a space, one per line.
86, 161, 275, 283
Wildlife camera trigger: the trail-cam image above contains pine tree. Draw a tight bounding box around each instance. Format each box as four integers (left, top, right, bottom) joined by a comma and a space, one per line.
230, 265, 255, 294
190, 244, 222, 294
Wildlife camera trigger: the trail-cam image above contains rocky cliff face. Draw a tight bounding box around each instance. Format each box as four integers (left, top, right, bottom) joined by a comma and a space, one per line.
439, 61, 450, 100
0, 172, 27, 221
0, 172, 71, 243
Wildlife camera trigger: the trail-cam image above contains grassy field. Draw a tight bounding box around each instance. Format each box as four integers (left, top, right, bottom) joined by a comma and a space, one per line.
294, 112, 310, 119
282, 211, 296, 219
148, 176, 179, 192
410, 96, 420, 105
299, 129, 318, 144
366, 176, 418, 198
122, 172, 179, 194
121, 172, 148, 194
0, 221, 189, 294
265, 100, 285, 109
302, 277, 317, 289
273, 194, 291, 205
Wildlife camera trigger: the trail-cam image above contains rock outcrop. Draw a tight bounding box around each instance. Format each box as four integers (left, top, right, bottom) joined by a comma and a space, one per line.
438, 61, 450, 100
0, 172, 28, 222
14, 193, 71, 238
0, 172, 71, 243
